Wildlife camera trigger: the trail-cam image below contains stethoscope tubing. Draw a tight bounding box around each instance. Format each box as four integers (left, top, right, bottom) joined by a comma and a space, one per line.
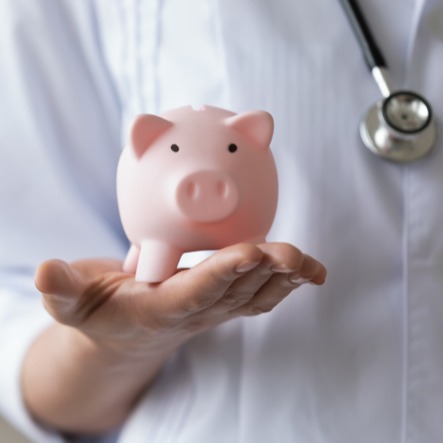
338, 0, 436, 162
337, 0, 387, 71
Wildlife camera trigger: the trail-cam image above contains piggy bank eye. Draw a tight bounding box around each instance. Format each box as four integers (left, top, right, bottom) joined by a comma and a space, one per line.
228, 143, 238, 153
171, 144, 180, 153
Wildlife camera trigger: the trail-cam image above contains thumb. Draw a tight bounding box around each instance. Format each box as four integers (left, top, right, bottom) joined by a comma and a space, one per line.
35, 259, 87, 323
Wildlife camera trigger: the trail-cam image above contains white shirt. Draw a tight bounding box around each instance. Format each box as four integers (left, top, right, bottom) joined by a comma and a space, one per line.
1, 0, 443, 442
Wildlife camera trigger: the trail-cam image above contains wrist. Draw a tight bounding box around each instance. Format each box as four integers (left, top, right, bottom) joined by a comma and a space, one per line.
58, 323, 176, 374
23, 322, 176, 433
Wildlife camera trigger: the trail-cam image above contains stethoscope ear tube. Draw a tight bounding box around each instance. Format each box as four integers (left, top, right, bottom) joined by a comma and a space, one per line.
338, 0, 437, 162
337, 0, 386, 70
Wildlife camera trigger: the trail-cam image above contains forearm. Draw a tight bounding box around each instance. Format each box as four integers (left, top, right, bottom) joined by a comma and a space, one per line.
21, 323, 174, 434
23, 245, 325, 435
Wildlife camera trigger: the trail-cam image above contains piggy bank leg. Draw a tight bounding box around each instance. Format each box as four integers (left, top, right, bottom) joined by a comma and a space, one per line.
123, 245, 140, 274
136, 240, 182, 283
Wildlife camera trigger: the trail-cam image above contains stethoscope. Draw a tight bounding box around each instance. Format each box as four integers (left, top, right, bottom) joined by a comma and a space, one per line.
339, 0, 437, 163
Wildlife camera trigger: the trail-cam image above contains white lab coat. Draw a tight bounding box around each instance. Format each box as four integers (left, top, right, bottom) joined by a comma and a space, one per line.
0, 0, 442, 442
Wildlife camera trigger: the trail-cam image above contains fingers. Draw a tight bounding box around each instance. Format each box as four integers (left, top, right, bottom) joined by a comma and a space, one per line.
205, 243, 304, 313
153, 242, 326, 322
152, 243, 264, 316
35, 243, 326, 335
288, 253, 327, 285
35, 259, 88, 322
231, 255, 327, 317
237, 251, 326, 316
200, 243, 326, 317
35, 259, 87, 297
69, 259, 123, 279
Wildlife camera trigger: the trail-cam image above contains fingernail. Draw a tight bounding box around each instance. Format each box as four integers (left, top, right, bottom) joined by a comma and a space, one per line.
288, 273, 310, 284
235, 261, 260, 273
270, 264, 294, 273
312, 275, 326, 285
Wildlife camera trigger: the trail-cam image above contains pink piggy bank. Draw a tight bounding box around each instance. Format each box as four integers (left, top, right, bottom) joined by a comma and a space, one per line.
116, 105, 278, 282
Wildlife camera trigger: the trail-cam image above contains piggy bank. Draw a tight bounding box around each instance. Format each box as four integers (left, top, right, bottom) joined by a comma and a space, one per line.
116, 105, 278, 282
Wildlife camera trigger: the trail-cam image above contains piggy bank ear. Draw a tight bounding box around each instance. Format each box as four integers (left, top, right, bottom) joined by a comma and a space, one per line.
225, 111, 274, 149
130, 114, 173, 158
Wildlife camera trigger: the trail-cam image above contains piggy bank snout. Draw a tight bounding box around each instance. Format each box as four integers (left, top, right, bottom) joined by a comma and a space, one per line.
176, 170, 239, 223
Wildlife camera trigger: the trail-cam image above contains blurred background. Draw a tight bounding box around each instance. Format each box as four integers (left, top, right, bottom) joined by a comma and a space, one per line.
0, 416, 30, 442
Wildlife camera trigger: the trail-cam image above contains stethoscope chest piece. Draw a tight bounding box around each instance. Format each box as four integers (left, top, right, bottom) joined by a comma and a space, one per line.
339, 0, 438, 163
360, 91, 437, 163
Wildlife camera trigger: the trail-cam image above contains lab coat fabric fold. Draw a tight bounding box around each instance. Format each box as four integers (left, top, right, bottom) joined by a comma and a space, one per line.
1, 0, 443, 442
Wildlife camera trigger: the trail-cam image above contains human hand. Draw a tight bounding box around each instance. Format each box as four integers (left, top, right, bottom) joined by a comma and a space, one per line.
25, 242, 326, 433
36, 242, 326, 357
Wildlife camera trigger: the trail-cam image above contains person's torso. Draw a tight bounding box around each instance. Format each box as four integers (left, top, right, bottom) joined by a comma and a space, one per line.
95, 0, 443, 441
